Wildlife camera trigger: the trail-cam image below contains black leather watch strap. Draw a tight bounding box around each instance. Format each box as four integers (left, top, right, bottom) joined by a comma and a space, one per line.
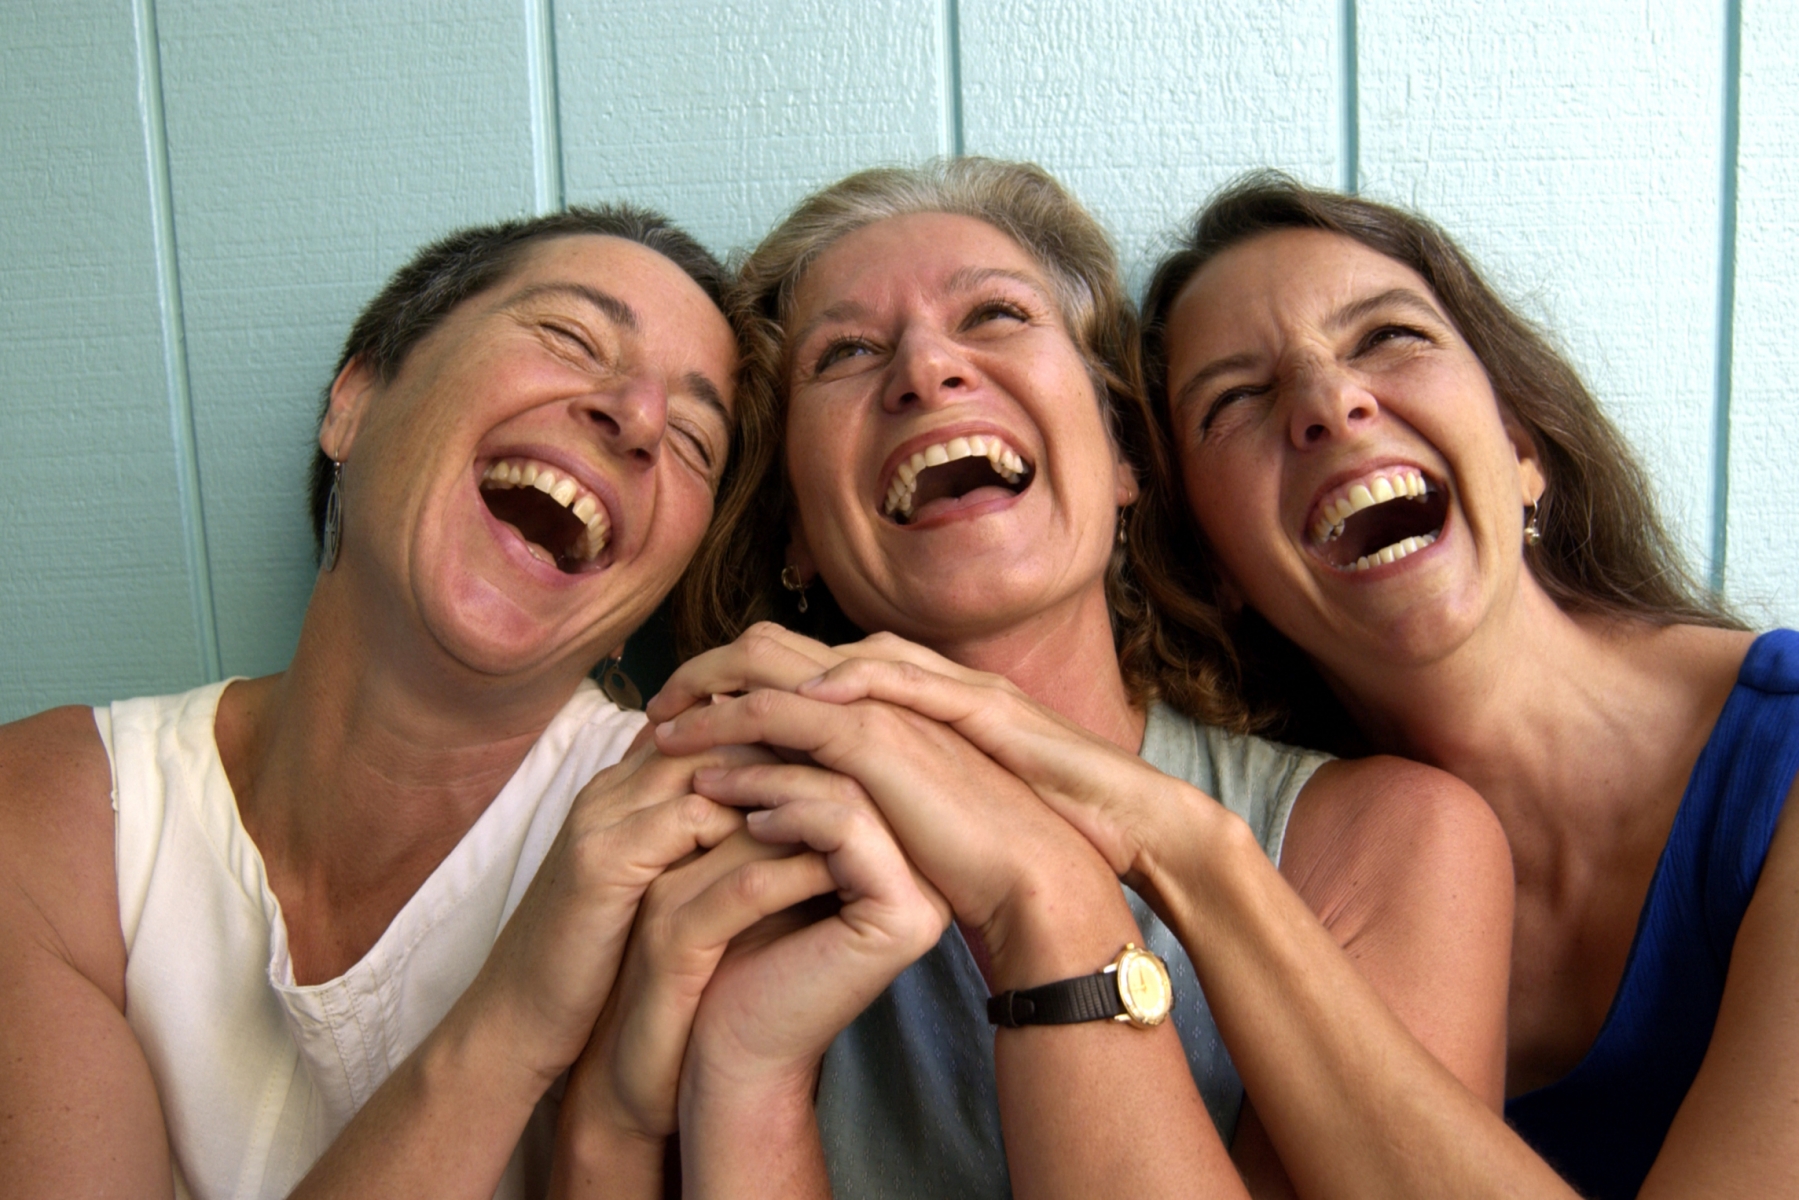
987, 970, 1124, 1027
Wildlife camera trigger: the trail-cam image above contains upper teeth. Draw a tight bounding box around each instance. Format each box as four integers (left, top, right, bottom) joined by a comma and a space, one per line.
882, 434, 1029, 520
1311, 468, 1431, 544
480, 457, 611, 559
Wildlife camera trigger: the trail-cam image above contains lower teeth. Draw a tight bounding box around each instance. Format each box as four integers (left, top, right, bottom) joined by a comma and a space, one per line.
1351, 530, 1438, 572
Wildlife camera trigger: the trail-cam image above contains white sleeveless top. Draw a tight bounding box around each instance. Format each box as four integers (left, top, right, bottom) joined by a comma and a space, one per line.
95, 679, 643, 1200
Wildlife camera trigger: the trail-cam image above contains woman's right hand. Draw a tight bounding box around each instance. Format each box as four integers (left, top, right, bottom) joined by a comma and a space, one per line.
677, 764, 951, 1200
549, 824, 839, 1199
457, 734, 778, 1105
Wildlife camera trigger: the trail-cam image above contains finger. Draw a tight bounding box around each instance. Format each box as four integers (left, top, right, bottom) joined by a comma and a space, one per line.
739, 785, 952, 936
582, 793, 748, 891
672, 851, 838, 953
825, 630, 997, 685
570, 740, 778, 832
646, 623, 845, 722
798, 655, 1004, 725
691, 761, 875, 817
654, 688, 865, 761
643, 825, 806, 915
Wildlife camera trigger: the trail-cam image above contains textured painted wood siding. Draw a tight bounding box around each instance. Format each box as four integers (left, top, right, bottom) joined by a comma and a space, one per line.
1, 0, 1789, 720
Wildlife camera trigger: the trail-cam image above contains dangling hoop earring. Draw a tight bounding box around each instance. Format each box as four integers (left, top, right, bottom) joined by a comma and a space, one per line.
598, 653, 644, 710
780, 565, 810, 614
1523, 502, 1542, 548
320, 460, 345, 571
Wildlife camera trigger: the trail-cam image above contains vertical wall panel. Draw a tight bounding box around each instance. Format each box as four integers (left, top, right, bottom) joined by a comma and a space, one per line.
1726, 0, 1799, 627
556, 0, 948, 258
1358, 2, 1722, 571
959, 0, 1342, 288
155, 1, 541, 678
0, 3, 202, 721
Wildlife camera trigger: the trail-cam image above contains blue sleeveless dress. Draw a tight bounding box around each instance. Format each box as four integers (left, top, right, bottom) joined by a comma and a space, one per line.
1505, 629, 1799, 1198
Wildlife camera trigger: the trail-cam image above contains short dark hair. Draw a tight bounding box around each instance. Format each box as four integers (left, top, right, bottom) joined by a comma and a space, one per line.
1141, 171, 1741, 742
307, 205, 728, 551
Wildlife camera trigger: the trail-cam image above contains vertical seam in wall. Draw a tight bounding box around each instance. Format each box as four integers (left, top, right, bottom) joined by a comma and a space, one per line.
527, 0, 566, 212
1710, 0, 1741, 593
134, 0, 221, 682
1338, 0, 1359, 192
941, 0, 965, 157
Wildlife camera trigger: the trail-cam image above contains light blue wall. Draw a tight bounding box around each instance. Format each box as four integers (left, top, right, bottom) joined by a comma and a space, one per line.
2, 0, 1792, 721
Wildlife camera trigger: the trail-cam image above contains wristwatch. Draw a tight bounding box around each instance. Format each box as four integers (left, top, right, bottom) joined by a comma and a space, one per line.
986, 943, 1173, 1030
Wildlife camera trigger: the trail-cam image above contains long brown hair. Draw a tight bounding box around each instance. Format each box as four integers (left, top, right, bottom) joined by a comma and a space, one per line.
1142, 171, 1742, 742
673, 157, 1256, 728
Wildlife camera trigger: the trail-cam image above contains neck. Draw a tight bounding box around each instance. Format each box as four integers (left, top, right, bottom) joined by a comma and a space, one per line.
1318, 578, 1746, 870
223, 568, 598, 938
929, 583, 1144, 753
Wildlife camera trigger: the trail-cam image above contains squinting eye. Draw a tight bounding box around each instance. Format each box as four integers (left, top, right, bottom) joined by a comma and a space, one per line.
1200, 385, 1264, 433
814, 338, 875, 373
966, 300, 1028, 329
1358, 324, 1426, 353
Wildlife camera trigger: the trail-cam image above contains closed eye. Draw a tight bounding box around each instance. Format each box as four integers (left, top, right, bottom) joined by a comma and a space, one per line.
543, 321, 604, 363
668, 420, 717, 473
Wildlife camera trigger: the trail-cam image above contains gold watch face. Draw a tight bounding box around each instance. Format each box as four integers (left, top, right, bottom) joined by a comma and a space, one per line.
1114, 944, 1172, 1028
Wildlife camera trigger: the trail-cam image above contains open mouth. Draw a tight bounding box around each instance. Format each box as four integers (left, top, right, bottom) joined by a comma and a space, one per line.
1309, 466, 1447, 571
881, 434, 1033, 525
479, 457, 612, 573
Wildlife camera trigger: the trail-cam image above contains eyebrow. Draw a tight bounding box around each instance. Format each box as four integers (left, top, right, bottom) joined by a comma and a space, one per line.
942, 265, 1051, 299
500, 282, 638, 331
1323, 286, 1446, 333
1172, 286, 1447, 411
790, 264, 1053, 352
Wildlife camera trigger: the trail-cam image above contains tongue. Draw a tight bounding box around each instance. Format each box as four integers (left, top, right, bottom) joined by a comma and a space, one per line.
910, 484, 1017, 525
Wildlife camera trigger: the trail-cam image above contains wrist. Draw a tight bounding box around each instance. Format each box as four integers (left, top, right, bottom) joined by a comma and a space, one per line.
1137, 787, 1263, 944
981, 850, 1142, 991
551, 1095, 665, 1198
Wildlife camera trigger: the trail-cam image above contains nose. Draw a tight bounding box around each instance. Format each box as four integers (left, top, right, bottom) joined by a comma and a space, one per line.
1286, 358, 1379, 448
582, 374, 668, 465
882, 326, 974, 413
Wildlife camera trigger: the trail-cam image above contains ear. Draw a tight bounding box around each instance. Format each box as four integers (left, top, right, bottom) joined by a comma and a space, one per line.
1113, 449, 1141, 508
1505, 419, 1547, 508
785, 519, 818, 585
320, 357, 379, 463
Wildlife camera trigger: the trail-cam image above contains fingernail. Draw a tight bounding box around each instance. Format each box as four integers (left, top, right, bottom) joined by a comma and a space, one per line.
655, 720, 675, 739
796, 674, 825, 692
746, 809, 770, 825
692, 766, 724, 784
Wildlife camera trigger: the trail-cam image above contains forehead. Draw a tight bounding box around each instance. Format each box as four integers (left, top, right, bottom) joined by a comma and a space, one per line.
502, 234, 724, 332
793, 212, 1047, 316
1173, 228, 1431, 336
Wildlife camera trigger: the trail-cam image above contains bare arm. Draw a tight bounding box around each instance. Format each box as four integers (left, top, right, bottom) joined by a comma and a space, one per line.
705, 632, 1567, 1200
0, 708, 173, 1199
0, 705, 767, 1199
1205, 756, 1515, 1198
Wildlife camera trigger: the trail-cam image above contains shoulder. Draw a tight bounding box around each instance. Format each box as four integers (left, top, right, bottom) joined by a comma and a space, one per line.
1283, 755, 1512, 923
0, 706, 125, 1005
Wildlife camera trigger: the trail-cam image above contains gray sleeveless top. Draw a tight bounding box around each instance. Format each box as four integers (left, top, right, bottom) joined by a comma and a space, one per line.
814, 702, 1330, 1199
